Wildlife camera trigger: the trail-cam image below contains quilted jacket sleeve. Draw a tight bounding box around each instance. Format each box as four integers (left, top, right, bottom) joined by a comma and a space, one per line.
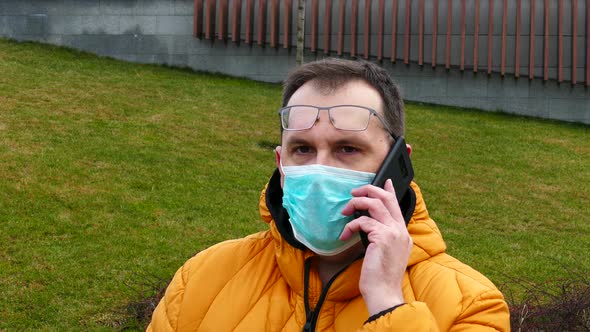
450, 288, 510, 331
360, 290, 509, 331
146, 260, 189, 332
360, 302, 439, 331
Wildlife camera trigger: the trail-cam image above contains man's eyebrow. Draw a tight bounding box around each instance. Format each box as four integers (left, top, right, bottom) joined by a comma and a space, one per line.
283, 137, 311, 146
284, 135, 371, 146
333, 138, 367, 145
332, 133, 373, 146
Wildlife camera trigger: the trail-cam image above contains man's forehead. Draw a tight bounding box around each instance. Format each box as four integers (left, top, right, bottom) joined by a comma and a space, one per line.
289, 79, 384, 110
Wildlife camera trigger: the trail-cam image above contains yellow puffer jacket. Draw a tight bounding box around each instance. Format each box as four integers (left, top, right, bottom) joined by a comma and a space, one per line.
148, 173, 510, 331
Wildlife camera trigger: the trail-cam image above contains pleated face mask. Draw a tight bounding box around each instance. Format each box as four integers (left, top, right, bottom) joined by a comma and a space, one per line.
281, 163, 375, 256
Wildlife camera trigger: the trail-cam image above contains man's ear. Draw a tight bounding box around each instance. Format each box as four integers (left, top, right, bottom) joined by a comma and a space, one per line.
406, 144, 412, 156
275, 146, 282, 170
275, 146, 285, 188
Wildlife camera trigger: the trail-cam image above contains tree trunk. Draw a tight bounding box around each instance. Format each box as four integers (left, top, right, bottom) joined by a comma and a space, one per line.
296, 0, 306, 65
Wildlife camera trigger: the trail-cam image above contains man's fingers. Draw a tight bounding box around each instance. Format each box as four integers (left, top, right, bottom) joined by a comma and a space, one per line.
341, 197, 393, 224
340, 216, 376, 240
341, 217, 412, 250
342, 181, 404, 223
383, 178, 395, 194
351, 179, 396, 198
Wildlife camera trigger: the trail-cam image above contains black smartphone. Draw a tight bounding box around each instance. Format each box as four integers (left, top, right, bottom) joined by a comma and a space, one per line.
354, 136, 414, 248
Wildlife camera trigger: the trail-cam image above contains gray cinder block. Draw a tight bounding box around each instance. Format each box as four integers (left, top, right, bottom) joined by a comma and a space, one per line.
79, 15, 120, 35
6, 16, 27, 36
156, 15, 192, 35
60, 0, 100, 15
174, 0, 194, 15
120, 16, 157, 35
446, 70, 488, 97
47, 15, 83, 35
487, 76, 530, 98
136, 0, 173, 15
26, 14, 47, 36
136, 34, 174, 54
99, 0, 137, 15
548, 98, 588, 123
0, 1, 33, 15
108, 34, 140, 54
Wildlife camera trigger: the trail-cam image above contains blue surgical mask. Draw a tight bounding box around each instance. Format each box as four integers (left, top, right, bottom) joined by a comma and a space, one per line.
281, 162, 375, 256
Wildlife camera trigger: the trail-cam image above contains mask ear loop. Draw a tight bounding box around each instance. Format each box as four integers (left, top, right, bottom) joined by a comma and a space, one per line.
279, 158, 285, 173
279, 158, 294, 176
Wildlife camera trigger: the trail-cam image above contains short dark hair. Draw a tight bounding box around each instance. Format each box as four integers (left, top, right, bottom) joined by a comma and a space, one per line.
282, 58, 405, 138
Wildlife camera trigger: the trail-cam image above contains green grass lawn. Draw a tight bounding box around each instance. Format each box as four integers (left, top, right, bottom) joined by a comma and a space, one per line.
0, 38, 588, 330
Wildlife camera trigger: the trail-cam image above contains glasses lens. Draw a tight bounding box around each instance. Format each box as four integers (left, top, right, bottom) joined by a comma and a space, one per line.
281, 106, 319, 130
329, 106, 371, 131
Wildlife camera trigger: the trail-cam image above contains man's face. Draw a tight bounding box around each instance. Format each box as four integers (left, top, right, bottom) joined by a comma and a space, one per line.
276, 79, 392, 181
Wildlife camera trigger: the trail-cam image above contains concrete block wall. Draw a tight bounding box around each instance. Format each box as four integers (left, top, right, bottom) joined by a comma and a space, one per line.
0, 0, 296, 82
0, 0, 589, 124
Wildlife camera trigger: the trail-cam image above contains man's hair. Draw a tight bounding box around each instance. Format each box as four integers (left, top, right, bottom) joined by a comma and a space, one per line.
282, 58, 405, 137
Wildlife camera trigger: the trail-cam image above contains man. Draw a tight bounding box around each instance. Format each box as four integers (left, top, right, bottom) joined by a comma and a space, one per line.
148, 58, 510, 331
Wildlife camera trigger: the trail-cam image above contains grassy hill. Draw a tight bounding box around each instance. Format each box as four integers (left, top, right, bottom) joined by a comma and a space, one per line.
0, 38, 588, 330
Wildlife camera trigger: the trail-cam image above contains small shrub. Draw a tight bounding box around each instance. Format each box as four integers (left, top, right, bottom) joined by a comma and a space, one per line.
115, 275, 170, 331
506, 275, 590, 331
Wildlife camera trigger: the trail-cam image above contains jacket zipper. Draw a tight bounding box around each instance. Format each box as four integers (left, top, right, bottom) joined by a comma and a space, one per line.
302, 258, 350, 332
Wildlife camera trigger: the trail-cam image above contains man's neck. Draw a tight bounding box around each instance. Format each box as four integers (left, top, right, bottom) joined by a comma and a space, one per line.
316, 243, 364, 285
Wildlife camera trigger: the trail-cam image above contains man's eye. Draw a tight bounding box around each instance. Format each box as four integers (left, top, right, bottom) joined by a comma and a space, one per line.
294, 146, 312, 154
340, 146, 358, 153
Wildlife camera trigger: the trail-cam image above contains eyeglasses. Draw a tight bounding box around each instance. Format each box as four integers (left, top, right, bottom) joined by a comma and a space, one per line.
278, 105, 391, 133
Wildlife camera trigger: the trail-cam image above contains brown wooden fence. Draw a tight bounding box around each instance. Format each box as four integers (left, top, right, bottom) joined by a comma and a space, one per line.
193, 0, 590, 86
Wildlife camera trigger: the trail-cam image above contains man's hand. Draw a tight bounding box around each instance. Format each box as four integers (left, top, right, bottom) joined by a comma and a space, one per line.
340, 179, 413, 316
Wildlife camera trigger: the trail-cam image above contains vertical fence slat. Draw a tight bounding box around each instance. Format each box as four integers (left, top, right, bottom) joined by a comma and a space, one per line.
432, 0, 438, 67
391, 0, 398, 62
324, 0, 333, 54
311, 0, 318, 52
446, 0, 452, 69
404, 0, 411, 64
257, 0, 266, 46
515, 0, 521, 77
270, 0, 278, 48
220, 0, 229, 41
231, 0, 241, 43
587, 0, 590, 86
419, 0, 424, 65
474, 0, 480, 72
351, 0, 358, 57
338, 0, 345, 56
529, 0, 535, 79
544, 0, 549, 80
572, 0, 578, 84
501, 0, 507, 76
378, 0, 385, 60
194, 0, 203, 38
218, 0, 228, 41
460, 0, 466, 70
205, 0, 215, 40
488, 0, 494, 74
284, 0, 292, 48
364, 0, 371, 59
245, 0, 253, 44
558, 0, 563, 82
